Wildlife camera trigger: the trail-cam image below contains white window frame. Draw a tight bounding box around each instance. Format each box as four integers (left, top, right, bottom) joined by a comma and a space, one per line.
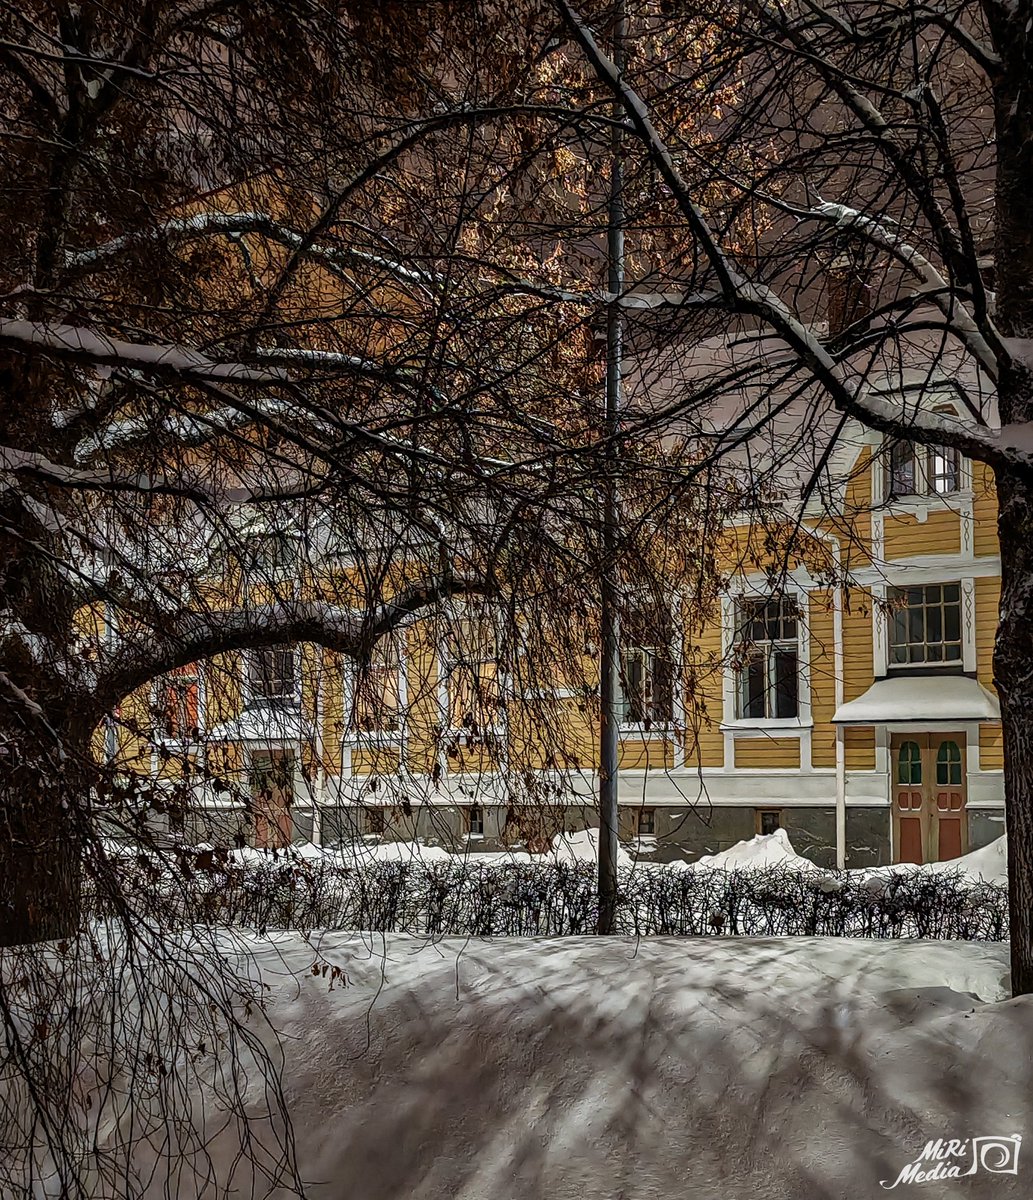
874, 576, 976, 676
617, 595, 678, 735
343, 631, 408, 746
722, 587, 811, 732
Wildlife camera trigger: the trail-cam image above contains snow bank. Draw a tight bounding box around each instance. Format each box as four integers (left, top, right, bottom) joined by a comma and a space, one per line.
687, 827, 821, 874
925, 835, 1009, 887
549, 827, 633, 868
83, 933, 1028, 1200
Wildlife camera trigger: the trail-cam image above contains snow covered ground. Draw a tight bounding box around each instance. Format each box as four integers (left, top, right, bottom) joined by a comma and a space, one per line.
98, 933, 1028, 1199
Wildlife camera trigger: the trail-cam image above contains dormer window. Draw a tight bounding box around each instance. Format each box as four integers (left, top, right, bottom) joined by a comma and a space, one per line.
885, 439, 960, 499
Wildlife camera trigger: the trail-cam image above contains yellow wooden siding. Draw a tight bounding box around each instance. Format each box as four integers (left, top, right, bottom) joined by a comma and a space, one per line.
980, 725, 1004, 770
883, 509, 961, 559
844, 727, 876, 770
683, 604, 724, 769
975, 576, 1001, 691
809, 590, 838, 768
734, 738, 800, 769
973, 461, 999, 557
350, 746, 401, 776
842, 587, 874, 703
618, 738, 675, 770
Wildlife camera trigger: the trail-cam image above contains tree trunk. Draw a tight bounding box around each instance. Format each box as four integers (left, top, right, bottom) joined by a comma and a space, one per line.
993, 465, 1033, 996
0, 734, 83, 947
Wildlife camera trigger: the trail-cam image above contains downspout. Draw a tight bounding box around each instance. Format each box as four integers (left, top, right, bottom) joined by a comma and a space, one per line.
810, 525, 846, 869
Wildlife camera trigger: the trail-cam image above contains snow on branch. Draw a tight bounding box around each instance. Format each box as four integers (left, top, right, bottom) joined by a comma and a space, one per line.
90, 575, 488, 716
808, 201, 1001, 385
554, 1, 1025, 470
63, 211, 439, 291
0, 320, 290, 384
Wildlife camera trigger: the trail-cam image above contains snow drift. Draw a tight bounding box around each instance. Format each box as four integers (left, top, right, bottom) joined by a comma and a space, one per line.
25, 932, 1028, 1200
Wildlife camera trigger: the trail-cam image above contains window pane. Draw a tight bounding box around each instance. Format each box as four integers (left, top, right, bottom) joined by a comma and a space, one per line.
743, 656, 767, 719
944, 603, 960, 643
773, 650, 798, 718
943, 583, 960, 605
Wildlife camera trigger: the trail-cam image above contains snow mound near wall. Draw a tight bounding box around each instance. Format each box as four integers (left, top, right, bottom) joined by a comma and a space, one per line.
549, 827, 633, 868
687, 827, 822, 874
96, 933, 1027, 1200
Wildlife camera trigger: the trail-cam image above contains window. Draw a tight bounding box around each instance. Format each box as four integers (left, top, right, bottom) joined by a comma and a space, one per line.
157, 663, 200, 740
756, 809, 782, 836
352, 638, 403, 732
364, 806, 385, 835
736, 595, 799, 719
618, 602, 674, 725
888, 585, 962, 666
243, 532, 298, 576
884, 440, 960, 498
637, 808, 656, 836
248, 644, 297, 701
466, 804, 484, 836
936, 740, 962, 786
898, 740, 922, 784
447, 615, 502, 735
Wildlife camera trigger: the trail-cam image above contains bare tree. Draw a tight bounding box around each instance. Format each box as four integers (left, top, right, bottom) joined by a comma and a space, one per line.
0, 3, 730, 1191
549, 0, 1033, 991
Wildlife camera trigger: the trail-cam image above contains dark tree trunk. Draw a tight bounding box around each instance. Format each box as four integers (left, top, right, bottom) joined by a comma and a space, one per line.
0, 730, 84, 947
987, 2, 1033, 996
993, 467, 1033, 995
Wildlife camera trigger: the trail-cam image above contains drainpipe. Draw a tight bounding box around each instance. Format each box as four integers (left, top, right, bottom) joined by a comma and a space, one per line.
810, 524, 846, 868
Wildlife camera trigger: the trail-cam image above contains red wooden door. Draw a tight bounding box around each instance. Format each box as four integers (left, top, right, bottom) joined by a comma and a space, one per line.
894, 739, 925, 864
253, 750, 293, 849
934, 739, 965, 861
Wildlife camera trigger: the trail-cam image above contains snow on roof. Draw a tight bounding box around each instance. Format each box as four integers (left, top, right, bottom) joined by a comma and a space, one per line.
206, 703, 313, 743
833, 675, 1000, 725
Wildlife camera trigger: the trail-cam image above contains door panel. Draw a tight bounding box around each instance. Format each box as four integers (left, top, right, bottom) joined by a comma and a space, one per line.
252, 749, 294, 849
891, 734, 967, 864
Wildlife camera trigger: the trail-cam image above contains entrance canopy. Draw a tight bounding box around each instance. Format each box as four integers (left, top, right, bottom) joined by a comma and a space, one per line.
207, 703, 313, 743
832, 676, 1000, 726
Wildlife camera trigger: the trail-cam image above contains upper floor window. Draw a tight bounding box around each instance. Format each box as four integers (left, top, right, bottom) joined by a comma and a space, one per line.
618, 601, 674, 725
242, 531, 299, 577
885, 439, 960, 499
351, 637, 403, 732
248, 644, 297, 702
736, 595, 799, 719
446, 614, 502, 735
888, 584, 962, 666
156, 663, 200, 740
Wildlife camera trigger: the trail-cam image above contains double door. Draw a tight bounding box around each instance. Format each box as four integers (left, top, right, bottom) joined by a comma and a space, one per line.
251, 749, 294, 849
892, 733, 966, 864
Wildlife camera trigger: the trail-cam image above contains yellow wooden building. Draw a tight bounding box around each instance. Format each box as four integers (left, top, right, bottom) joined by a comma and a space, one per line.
99, 375, 1002, 870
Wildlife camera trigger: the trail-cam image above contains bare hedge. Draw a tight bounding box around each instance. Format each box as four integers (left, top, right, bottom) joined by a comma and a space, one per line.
109, 852, 1009, 940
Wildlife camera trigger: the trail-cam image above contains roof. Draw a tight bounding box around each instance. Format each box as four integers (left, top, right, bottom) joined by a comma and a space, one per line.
832, 676, 1000, 725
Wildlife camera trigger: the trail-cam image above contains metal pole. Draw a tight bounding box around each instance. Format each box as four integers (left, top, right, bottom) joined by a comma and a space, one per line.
597, 0, 625, 935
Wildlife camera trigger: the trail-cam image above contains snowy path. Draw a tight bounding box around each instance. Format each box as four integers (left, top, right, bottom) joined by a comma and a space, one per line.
136, 933, 1030, 1200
